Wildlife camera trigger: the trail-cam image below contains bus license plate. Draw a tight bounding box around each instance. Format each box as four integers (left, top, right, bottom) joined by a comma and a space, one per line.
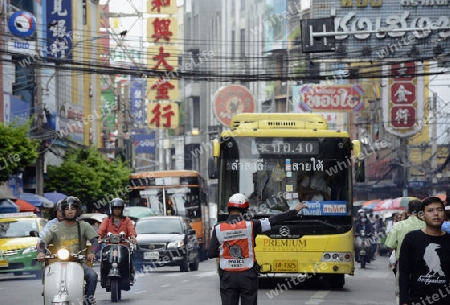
273, 260, 297, 272
144, 252, 159, 260
0, 259, 8, 267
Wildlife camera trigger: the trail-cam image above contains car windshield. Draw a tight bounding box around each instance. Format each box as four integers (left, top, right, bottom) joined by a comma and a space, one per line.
136, 218, 183, 234
0, 220, 37, 238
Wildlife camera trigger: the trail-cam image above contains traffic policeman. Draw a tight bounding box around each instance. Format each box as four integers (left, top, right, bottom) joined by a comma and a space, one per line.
208, 193, 307, 305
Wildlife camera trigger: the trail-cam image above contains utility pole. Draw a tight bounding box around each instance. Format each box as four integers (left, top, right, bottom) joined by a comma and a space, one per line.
35, 53, 45, 196
431, 92, 438, 195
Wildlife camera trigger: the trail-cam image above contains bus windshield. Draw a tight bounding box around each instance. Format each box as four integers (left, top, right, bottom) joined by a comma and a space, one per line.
218, 136, 352, 220
130, 187, 201, 218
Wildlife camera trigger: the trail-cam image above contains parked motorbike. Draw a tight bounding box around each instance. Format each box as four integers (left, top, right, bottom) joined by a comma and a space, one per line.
354, 229, 373, 269
100, 232, 135, 302
42, 247, 86, 305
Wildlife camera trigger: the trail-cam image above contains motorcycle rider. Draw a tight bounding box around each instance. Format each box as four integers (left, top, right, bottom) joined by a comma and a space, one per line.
39, 200, 64, 239
354, 209, 376, 262
37, 196, 99, 305
97, 198, 137, 283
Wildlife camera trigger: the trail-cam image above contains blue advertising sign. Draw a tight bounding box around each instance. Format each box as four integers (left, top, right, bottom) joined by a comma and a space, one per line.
46, 0, 73, 59
133, 133, 156, 154
302, 201, 348, 216
130, 76, 146, 129
8, 11, 37, 38
5, 96, 31, 125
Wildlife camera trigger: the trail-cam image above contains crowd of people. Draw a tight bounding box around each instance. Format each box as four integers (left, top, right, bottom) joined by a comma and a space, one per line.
377, 196, 450, 305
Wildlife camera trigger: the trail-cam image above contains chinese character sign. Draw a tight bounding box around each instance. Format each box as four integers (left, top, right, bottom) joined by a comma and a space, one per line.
147, 103, 179, 128
383, 61, 424, 137
147, 0, 177, 14
147, 17, 178, 43
147, 46, 179, 71
46, 0, 73, 59
147, 77, 179, 101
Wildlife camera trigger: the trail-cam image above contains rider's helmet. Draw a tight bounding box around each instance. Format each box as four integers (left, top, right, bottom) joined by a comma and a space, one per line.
109, 198, 125, 216
227, 193, 249, 211
357, 209, 368, 223
60, 196, 82, 220
52, 200, 63, 218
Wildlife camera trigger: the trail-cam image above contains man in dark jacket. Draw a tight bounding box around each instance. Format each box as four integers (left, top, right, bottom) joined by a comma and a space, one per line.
208, 193, 307, 305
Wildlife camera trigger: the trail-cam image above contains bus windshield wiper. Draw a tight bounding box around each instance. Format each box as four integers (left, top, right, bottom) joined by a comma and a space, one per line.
305, 219, 340, 229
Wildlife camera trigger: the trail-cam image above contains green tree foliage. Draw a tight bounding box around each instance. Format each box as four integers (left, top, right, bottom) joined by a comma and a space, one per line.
0, 122, 39, 182
45, 147, 131, 207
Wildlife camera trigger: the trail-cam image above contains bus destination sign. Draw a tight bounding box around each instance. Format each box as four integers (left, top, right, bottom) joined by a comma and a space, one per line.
253, 139, 319, 155
302, 201, 348, 216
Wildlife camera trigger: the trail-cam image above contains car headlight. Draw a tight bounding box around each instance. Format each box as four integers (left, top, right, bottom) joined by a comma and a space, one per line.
167, 240, 184, 249
22, 246, 37, 255
57, 248, 70, 260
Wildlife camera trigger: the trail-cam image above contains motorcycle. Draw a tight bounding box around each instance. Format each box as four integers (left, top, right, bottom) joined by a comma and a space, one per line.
354, 229, 373, 269
100, 232, 135, 302
42, 247, 86, 305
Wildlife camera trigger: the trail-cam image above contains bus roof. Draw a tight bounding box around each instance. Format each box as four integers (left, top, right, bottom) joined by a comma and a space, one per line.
130, 170, 202, 179
229, 113, 329, 130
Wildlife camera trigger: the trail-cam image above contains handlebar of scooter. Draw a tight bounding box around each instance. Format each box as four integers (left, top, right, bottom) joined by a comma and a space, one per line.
100, 232, 135, 250
42, 248, 87, 260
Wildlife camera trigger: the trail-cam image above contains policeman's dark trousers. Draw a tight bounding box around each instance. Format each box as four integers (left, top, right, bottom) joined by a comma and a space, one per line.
220, 268, 258, 305
82, 263, 98, 305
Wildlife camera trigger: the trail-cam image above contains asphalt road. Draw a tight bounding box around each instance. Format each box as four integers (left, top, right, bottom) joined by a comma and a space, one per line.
0, 255, 396, 305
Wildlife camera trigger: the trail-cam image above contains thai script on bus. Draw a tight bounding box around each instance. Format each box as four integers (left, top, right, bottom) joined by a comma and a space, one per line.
301, 201, 348, 216
254, 140, 319, 155
291, 158, 324, 171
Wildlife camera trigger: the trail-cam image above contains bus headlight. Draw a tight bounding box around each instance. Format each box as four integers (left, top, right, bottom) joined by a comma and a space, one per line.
57, 248, 70, 260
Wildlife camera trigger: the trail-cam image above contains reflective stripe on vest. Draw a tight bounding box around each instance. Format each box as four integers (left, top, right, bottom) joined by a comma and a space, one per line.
216, 220, 254, 271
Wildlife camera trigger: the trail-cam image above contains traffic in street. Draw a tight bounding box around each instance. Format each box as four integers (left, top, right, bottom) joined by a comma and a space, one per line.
0, 256, 395, 305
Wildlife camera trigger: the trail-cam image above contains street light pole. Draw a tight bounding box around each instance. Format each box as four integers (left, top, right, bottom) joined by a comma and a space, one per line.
35, 52, 45, 196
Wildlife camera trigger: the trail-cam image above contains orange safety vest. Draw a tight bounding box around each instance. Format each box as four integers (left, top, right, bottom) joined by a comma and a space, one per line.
216, 220, 255, 271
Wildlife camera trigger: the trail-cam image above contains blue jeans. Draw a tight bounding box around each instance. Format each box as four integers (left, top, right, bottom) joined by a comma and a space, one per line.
82, 263, 98, 305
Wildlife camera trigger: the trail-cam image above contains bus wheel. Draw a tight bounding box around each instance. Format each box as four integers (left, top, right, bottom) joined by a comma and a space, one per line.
327, 274, 345, 289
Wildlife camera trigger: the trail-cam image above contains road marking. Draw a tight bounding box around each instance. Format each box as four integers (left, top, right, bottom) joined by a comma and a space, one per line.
160, 284, 170, 288
304, 290, 330, 305
193, 271, 217, 277
182, 279, 190, 283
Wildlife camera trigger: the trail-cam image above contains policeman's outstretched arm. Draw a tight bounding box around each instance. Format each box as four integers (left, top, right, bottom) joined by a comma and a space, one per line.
260, 201, 308, 233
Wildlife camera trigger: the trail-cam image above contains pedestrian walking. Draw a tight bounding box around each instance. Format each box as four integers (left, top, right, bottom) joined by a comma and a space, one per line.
207, 193, 307, 305
399, 196, 450, 305
384, 199, 425, 304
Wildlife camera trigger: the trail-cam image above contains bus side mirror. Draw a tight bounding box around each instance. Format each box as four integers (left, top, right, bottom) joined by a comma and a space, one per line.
208, 157, 218, 179
208, 139, 220, 179
352, 140, 365, 183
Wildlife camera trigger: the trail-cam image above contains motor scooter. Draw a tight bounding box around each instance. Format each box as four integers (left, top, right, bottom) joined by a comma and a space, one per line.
100, 232, 135, 302
354, 229, 372, 269
42, 247, 86, 305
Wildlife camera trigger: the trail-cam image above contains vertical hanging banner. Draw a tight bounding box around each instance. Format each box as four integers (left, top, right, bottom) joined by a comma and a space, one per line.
383, 61, 424, 137
46, 0, 73, 59
130, 75, 147, 131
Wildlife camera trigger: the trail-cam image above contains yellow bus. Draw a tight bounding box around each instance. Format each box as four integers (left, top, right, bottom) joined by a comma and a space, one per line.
129, 170, 211, 260
209, 113, 364, 288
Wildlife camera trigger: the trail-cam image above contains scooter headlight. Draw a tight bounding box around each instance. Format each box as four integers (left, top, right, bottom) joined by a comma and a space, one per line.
57, 248, 70, 260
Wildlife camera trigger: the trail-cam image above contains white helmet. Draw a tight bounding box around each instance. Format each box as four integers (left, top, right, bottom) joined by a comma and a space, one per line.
228, 193, 249, 210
